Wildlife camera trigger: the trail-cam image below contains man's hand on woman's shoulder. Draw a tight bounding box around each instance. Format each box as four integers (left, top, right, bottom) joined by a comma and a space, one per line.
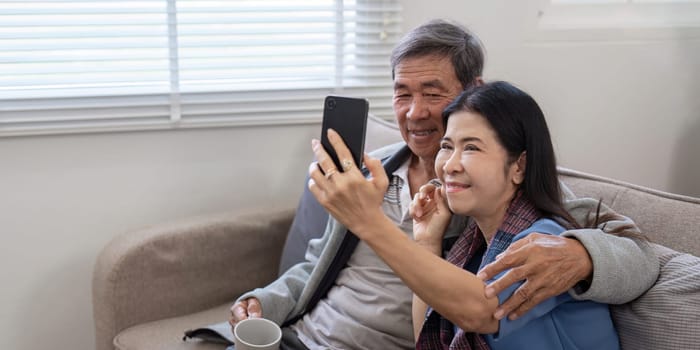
477, 234, 593, 320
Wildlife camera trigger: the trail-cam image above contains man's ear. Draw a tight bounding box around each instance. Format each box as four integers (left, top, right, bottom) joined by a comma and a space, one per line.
474, 76, 484, 86
512, 152, 526, 185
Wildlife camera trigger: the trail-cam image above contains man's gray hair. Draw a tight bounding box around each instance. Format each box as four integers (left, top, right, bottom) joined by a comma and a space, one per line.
390, 19, 485, 89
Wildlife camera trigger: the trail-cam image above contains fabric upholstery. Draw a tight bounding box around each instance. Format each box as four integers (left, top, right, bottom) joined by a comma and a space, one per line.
612, 244, 700, 349
93, 210, 293, 350
115, 304, 231, 350
557, 167, 700, 255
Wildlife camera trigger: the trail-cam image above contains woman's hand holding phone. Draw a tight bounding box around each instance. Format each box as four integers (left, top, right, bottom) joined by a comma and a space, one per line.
308, 129, 389, 237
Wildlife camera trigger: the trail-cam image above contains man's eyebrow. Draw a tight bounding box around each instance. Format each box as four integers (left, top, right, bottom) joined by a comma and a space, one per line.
421, 79, 448, 90
393, 79, 449, 91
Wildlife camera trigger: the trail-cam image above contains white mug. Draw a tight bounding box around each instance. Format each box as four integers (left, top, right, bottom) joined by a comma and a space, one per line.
233, 318, 282, 350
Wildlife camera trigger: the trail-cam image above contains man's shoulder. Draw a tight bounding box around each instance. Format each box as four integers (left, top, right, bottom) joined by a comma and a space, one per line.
368, 141, 407, 160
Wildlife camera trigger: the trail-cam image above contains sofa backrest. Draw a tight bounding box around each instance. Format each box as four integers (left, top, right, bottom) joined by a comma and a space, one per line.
559, 167, 700, 256
365, 113, 404, 152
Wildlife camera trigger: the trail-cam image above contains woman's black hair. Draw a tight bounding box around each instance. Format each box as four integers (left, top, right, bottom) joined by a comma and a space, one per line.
442, 81, 578, 228
442, 81, 644, 239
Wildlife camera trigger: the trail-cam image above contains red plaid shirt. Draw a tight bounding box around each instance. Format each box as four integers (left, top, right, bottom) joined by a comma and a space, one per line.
416, 191, 541, 350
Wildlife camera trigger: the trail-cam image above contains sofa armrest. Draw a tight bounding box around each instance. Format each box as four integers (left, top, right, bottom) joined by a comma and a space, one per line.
92, 208, 295, 350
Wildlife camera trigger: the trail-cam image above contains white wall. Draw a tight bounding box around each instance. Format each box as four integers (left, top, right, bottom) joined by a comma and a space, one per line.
402, 0, 700, 197
1, 1, 699, 350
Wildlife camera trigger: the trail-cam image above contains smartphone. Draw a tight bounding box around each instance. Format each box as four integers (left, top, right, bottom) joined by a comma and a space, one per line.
320, 96, 369, 172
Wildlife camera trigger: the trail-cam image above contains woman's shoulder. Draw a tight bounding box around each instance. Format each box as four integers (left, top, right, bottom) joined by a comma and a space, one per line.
513, 218, 567, 241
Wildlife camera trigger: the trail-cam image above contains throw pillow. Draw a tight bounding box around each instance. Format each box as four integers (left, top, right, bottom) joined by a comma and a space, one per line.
612, 244, 700, 349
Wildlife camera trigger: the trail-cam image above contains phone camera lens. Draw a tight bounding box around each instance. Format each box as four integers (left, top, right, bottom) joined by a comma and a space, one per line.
326, 98, 337, 110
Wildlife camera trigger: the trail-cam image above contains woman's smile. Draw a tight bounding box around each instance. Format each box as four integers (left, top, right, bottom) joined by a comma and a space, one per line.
444, 181, 471, 193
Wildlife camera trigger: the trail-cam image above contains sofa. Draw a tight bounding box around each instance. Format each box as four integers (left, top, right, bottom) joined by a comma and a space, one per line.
92, 114, 700, 350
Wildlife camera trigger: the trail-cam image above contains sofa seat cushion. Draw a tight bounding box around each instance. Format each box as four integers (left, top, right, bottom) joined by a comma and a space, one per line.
114, 303, 230, 350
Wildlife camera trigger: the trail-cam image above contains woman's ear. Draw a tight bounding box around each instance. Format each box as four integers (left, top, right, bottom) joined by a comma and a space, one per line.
512, 152, 526, 185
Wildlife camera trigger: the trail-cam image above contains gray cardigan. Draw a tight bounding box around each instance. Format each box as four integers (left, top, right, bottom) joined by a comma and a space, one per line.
238, 142, 659, 326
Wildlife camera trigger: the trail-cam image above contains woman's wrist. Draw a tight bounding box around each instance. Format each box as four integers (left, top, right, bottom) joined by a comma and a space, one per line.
350, 210, 393, 239
414, 238, 442, 255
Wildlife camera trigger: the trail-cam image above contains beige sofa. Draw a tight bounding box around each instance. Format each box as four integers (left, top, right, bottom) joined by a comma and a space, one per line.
93, 115, 700, 350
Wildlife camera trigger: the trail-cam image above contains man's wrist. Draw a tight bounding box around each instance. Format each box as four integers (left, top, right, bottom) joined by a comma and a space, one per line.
570, 237, 594, 288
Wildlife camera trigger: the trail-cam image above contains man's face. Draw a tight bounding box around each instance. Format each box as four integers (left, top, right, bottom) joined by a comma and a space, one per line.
392, 55, 463, 160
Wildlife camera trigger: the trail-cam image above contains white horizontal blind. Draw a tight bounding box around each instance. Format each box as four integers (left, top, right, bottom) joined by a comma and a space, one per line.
0, 0, 402, 137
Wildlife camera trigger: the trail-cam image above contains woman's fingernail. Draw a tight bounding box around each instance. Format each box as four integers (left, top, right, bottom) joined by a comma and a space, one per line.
327, 128, 337, 140
484, 286, 495, 298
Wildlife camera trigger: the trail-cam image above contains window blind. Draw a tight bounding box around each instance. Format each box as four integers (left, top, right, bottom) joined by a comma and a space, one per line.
0, 0, 402, 137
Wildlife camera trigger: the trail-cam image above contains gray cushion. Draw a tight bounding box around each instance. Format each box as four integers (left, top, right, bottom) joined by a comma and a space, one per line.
277, 178, 328, 274
612, 244, 700, 349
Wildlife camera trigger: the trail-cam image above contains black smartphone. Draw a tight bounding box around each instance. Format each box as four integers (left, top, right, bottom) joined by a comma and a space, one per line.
320, 96, 369, 172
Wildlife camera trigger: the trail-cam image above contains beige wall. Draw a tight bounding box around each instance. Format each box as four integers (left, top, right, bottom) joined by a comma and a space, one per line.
403, 0, 700, 197
1, 1, 698, 349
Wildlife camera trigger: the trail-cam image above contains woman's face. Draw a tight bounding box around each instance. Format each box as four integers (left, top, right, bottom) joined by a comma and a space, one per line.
435, 110, 522, 220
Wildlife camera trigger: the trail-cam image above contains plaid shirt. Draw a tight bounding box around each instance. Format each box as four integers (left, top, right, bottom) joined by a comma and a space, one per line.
416, 191, 542, 350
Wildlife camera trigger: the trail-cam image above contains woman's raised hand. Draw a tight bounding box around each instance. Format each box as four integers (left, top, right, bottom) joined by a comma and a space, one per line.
307, 129, 389, 236
409, 181, 452, 254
